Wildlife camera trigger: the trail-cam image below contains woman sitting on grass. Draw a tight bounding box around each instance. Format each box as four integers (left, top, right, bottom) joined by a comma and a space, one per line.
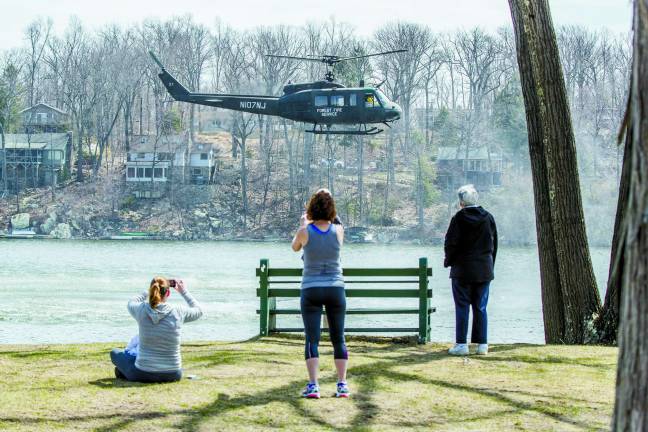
292, 188, 350, 399
110, 277, 203, 383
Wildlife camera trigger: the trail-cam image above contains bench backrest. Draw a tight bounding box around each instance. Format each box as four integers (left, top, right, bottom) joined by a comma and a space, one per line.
256, 257, 433, 343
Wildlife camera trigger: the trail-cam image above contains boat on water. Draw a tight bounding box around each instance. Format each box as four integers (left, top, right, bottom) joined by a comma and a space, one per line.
0, 228, 43, 239
104, 232, 164, 240
345, 226, 375, 243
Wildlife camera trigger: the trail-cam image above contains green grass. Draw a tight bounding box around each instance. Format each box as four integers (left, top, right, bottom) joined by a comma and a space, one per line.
0, 335, 617, 431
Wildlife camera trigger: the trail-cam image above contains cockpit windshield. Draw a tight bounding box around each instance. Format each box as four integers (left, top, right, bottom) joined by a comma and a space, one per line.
375, 89, 391, 107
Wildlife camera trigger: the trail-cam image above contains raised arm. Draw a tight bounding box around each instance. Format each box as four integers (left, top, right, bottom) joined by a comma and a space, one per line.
127, 292, 147, 319
174, 280, 203, 323
292, 213, 310, 252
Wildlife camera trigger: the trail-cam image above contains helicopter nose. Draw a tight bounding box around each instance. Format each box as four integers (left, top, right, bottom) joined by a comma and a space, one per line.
386, 103, 402, 121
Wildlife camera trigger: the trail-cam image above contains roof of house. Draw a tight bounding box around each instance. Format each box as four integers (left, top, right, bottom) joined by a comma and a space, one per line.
2, 133, 70, 151
437, 146, 503, 161
192, 132, 238, 155
19, 103, 68, 116
128, 134, 189, 153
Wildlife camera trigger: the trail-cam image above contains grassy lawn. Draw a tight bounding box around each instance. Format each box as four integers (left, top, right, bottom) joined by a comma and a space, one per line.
0, 335, 617, 431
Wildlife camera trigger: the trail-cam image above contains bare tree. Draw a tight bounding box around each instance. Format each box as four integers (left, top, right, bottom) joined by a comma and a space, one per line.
25, 18, 52, 107
250, 25, 302, 220
0, 51, 25, 194
177, 17, 211, 144
220, 28, 256, 227
374, 22, 432, 223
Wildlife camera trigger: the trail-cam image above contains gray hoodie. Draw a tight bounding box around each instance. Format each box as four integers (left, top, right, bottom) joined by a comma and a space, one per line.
127, 290, 203, 372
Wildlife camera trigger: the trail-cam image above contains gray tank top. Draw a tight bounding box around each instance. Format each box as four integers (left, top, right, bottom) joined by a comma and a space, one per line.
301, 223, 345, 289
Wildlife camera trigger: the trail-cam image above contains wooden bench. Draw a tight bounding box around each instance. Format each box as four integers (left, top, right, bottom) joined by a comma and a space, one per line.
256, 257, 435, 343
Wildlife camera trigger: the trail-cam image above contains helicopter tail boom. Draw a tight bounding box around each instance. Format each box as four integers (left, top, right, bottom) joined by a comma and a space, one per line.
151, 52, 280, 116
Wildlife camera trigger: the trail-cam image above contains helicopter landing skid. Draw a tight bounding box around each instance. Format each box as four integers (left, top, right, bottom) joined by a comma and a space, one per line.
306, 126, 383, 136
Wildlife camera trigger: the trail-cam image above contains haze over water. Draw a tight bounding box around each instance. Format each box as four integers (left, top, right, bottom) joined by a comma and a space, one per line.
0, 240, 611, 344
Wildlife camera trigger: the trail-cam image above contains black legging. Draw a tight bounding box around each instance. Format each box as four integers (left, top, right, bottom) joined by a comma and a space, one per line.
300, 286, 348, 360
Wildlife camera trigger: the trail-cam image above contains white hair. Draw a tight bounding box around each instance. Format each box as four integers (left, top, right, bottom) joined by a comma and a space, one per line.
457, 184, 479, 206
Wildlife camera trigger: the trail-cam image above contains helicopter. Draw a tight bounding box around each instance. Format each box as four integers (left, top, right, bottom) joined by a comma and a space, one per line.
149, 49, 404, 135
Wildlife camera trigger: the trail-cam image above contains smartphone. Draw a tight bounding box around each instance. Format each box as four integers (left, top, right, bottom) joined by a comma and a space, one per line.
168, 279, 176, 288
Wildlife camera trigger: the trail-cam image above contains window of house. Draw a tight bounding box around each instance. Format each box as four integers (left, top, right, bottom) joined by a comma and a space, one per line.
145, 168, 153, 178
314, 95, 328, 107
331, 95, 344, 107
137, 153, 145, 159
200, 153, 208, 160
127, 167, 135, 178
193, 168, 202, 175
154, 168, 163, 178
137, 168, 144, 178
350, 94, 357, 106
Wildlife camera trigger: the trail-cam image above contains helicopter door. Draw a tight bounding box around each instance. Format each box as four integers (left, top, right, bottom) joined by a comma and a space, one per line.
362, 92, 381, 123
348, 93, 361, 123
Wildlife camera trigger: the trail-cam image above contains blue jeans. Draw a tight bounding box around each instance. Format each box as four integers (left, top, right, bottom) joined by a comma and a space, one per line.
451, 279, 490, 344
110, 349, 182, 383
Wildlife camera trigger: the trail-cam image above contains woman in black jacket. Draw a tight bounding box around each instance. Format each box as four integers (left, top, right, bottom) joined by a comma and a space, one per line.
444, 184, 497, 356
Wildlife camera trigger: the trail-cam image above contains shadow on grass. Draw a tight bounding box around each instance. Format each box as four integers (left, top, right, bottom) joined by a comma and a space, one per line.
473, 354, 614, 370
88, 378, 150, 388
0, 350, 69, 359
1, 339, 607, 431
186, 350, 291, 368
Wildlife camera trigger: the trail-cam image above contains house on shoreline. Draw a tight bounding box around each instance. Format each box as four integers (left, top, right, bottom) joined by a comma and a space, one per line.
20, 103, 69, 134
125, 134, 217, 198
435, 146, 504, 192
0, 132, 72, 191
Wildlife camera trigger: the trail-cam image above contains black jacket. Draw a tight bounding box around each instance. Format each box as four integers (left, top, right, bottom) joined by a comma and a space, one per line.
444, 206, 498, 282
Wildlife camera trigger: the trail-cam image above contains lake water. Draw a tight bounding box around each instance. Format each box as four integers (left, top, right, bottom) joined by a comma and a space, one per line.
0, 239, 611, 345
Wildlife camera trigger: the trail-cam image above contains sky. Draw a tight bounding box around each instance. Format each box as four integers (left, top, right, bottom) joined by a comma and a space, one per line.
0, 0, 632, 51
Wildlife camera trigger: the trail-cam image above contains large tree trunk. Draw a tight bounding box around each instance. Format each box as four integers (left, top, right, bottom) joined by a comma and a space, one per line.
612, 1, 648, 429
596, 133, 630, 344
508, 0, 601, 344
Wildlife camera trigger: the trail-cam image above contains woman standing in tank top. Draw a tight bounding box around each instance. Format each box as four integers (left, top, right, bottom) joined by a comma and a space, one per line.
291, 188, 350, 399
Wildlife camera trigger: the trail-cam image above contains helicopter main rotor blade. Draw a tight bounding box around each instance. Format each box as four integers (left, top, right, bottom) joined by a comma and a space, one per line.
266, 54, 326, 63
337, 49, 408, 62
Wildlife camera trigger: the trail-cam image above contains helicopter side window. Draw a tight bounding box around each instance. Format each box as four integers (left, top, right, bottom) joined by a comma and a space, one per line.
315, 95, 328, 107
331, 95, 345, 107
364, 94, 380, 108
350, 94, 357, 106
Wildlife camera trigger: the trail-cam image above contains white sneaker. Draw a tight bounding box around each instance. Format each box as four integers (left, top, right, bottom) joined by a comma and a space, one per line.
476, 344, 488, 355
448, 344, 469, 356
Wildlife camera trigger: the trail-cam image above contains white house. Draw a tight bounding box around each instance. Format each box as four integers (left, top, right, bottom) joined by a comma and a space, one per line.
125, 134, 216, 189
126, 134, 184, 184
187, 141, 215, 185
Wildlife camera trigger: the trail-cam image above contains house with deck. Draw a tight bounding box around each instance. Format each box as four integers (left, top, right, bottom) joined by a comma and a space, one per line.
125, 134, 217, 198
0, 133, 72, 191
20, 103, 69, 133
435, 146, 503, 192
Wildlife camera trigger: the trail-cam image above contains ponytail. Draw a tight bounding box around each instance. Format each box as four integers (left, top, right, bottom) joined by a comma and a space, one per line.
149, 277, 169, 309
